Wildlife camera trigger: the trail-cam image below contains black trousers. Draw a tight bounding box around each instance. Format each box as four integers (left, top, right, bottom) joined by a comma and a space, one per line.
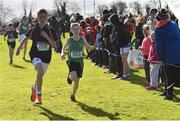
163, 64, 180, 96
102, 49, 109, 66
109, 54, 117, 74
159, 65, 165, 84
143, 56, 150, 83
95, 49, 103, 66
116, 55, 123, 77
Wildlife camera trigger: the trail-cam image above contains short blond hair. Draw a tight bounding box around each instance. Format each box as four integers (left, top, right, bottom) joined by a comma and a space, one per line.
70, 23, 80, 29
143, 24, 151, 36
143, 24, 151, 31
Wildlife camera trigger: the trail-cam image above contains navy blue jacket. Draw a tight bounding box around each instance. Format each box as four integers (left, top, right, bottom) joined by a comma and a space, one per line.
155, 21, 180, 64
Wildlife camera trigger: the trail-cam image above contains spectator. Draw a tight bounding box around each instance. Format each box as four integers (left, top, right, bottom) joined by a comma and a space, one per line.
140, 25, 151, 87
146, 31, 161, 90
155, 8, 180, 100
48, 16, 62, 53
134, 15, 145, 49
147, 8, 158, 31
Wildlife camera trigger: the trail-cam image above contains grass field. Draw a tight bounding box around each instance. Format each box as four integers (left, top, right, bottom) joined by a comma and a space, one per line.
0, 34, 180, 120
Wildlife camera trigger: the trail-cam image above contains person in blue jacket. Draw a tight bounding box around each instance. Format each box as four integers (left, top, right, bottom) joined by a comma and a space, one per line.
154, 8, 180, 100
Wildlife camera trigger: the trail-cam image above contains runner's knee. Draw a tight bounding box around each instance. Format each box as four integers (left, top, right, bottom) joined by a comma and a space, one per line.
36, 64, 44, 78
69, 73, 78, 81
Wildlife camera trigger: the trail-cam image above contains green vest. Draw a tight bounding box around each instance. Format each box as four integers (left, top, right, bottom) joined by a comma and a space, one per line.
19, 23, 29, 35
68, 37, 84, 63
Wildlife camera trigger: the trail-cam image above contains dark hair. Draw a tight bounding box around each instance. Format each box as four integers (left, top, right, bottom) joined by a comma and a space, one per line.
109, 14, 119, 25
38, 9, 48, 16
85, 17, 90, 23
8, 23, 13, 26
76, 13, 80, 16
103, 9, 109, 15
96, 25, 101, 30
52, 16, 56, 20
149, 8, 158, 15
80, 20, 86, 27
22, 16, 27, 19
109, 9, 113, 14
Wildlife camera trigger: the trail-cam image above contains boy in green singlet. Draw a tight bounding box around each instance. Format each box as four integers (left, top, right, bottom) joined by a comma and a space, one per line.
61, 23, 97, 102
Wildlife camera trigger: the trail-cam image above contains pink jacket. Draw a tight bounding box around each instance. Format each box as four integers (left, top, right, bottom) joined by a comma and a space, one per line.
148, 41, 161, 64
140, 36, 151, 56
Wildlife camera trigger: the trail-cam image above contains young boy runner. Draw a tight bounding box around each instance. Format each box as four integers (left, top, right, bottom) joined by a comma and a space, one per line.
4, 23, 17, 64
61, 23, 97, 102
18, 16, 29, 60
16, 9, 57, 105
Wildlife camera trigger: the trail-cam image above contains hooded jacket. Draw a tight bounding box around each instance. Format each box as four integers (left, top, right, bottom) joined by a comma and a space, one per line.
154, 20, 180, 64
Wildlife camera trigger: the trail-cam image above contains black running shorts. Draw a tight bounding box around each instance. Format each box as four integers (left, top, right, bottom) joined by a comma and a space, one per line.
7, 42, 15, 49
67, 60, 84, 78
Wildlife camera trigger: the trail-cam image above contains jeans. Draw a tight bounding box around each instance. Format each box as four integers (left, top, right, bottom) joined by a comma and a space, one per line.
56, 33, 62, 52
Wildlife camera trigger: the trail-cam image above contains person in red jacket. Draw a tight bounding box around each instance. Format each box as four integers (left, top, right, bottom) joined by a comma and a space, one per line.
89, 16, 99, 43
146, 32, 161, 90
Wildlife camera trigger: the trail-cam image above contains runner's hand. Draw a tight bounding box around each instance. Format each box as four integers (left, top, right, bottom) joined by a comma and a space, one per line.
61, 54, 66, 60
103, 38, 108, 42
16, 47, 21, 56
40, 31, 48, 39
94, 43, 97, 49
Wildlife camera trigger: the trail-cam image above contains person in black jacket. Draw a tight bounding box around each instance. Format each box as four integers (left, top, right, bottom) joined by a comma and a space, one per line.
135, 16, 145, 49
48, 16, 62, 53
101, 10, 113, 70
109, 14, 131, 80
16, 9, 57, 105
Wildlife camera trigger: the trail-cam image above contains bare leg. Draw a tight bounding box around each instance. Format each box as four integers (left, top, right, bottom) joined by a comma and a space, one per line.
9, 47, 14, 64
69, 71, 80, 100
35, 63, 44, 94
23, 41, 28, 60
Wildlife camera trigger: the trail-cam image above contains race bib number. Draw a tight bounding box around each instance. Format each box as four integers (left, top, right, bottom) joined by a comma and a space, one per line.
36, 42, 50, 51
71, 51, 83, 58
22, 26, 28, 31
8, 38, 15, 42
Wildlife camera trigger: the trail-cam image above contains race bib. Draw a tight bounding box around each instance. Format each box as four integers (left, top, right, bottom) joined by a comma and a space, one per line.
36, 42, 50, 51
8, 38, 15, 42
71, 51, 83, 58
22, 26, 28, 31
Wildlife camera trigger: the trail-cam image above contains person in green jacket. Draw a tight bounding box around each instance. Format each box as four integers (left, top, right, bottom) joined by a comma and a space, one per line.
18, 16, 29, 60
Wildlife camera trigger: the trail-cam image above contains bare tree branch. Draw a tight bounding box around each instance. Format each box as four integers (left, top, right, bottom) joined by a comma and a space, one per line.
68, 1, 81, 13
97, 4, 109, 16
110, 1, 127, 15
22, 0, 28, 16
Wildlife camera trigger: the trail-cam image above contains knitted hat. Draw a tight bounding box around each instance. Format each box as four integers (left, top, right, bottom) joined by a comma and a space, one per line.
156, 8, 169, 21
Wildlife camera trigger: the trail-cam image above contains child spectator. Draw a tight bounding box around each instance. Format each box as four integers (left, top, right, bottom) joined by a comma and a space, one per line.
140, 25, 151, 87
146, 32, 161, 90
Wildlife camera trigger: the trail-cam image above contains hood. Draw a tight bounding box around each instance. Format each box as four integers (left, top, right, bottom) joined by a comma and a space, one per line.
155, 20, 173, 31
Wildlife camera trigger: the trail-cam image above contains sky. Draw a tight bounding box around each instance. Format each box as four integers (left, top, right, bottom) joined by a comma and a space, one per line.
2, 0, 138, 16
1, 0, 161, 22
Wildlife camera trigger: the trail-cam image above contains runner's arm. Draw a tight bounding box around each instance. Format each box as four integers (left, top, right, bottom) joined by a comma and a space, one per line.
16, 28, 32, 55
61, 39, 70, 60
17, 23, 21, 33
4, 31, 8, 41
83, 37, 97, 51
40, 31, 56, 48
